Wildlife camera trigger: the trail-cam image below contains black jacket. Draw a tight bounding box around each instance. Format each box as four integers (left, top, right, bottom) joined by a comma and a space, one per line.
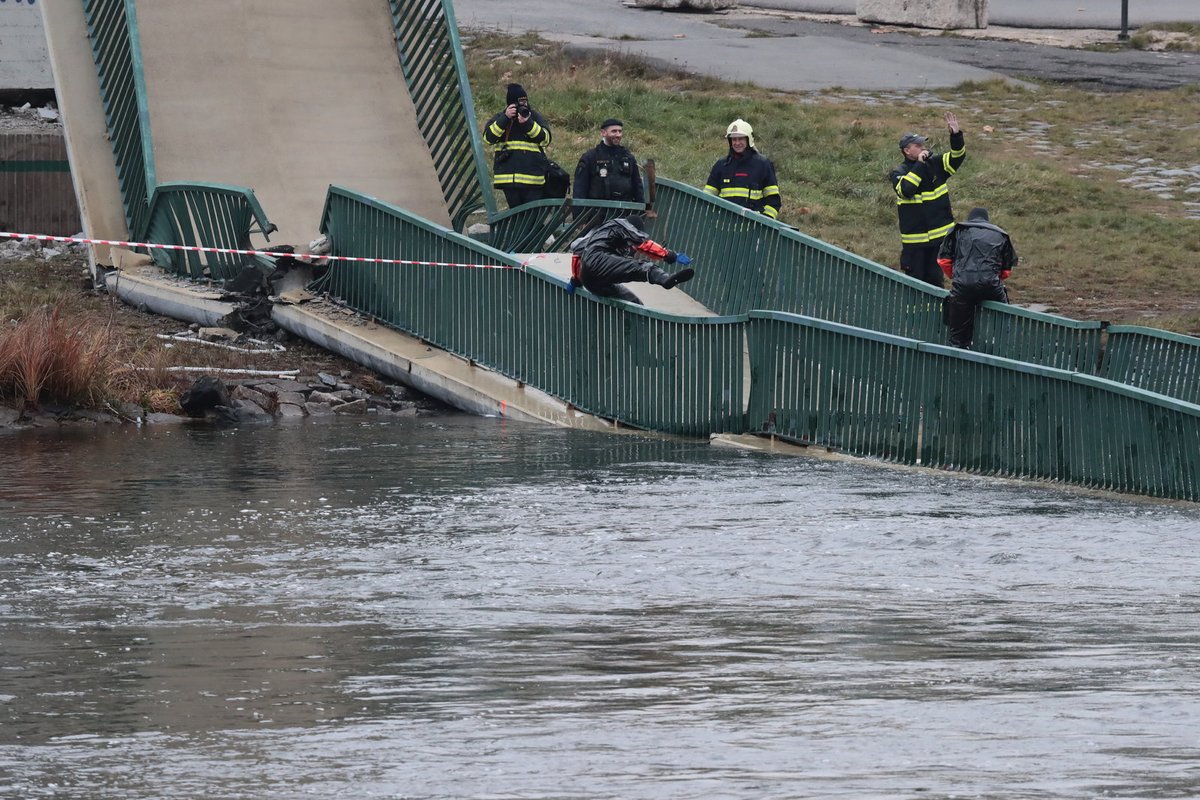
703, 149, 781, 219
483, 109, 553, 188
890, 130, 965, 246
574, 141, 644, 203
937, 219, 1017, 288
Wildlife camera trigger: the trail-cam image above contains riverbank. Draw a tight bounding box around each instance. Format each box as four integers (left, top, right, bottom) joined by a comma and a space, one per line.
0, 248, 450, 431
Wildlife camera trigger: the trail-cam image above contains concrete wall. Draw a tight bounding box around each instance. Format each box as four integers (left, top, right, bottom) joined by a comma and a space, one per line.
0, 130, 80, 234
856, 0, 988, 29
0, 0, 53, 90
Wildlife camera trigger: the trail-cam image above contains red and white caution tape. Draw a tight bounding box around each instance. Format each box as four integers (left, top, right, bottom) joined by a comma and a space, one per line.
1, 231, 525, 271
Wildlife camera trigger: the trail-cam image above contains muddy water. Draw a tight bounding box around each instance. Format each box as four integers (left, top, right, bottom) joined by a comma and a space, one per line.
2, 416, 1199, 799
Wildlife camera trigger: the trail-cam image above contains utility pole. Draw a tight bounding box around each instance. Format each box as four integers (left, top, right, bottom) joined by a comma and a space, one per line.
1118, 0, 1130, 40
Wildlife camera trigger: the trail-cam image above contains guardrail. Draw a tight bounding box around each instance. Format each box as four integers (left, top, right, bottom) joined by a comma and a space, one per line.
316, 185, 1200, 501
649, 178, 1108, 374
316, 185, 744, 435
82, 0, 155, 238
1100, 325, 1200, 406
747, 312, 1200, 501
388, 0, 494, 230
142, 182, 275, 281
485, 198, 645, 253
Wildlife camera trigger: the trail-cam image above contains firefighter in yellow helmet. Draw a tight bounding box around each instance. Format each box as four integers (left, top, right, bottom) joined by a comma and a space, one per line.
702, 119, 781, 220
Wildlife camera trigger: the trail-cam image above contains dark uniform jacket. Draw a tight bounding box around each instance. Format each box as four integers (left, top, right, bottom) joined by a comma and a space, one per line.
483, 109, 553, 188
890, 130, 966, 246
703, 150, 781, 220
574, 142, 644, 203
937, 219, 1017, 288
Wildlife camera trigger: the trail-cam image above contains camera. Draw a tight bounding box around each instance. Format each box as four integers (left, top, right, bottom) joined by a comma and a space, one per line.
516, 98, 531, 118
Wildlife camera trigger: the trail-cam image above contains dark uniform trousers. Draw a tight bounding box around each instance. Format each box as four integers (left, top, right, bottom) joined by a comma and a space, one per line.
947, 283, 1008, 348
580, 251, 670, 305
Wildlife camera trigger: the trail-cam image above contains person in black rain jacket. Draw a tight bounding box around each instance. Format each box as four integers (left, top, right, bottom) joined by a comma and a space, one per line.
937, 207, 1017, 349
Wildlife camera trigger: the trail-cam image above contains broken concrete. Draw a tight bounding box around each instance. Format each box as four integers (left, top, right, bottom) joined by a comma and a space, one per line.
856, 0, 988, 29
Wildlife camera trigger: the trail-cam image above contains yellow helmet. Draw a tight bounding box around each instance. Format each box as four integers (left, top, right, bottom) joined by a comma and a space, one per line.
726, 118, 755, 149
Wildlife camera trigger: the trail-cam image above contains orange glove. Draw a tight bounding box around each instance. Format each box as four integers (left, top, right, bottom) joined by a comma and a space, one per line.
635, 239, 670, 260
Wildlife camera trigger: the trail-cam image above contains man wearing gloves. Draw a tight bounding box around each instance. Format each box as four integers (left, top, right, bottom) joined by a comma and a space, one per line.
482, 83, 553, 209
567, 215, 694, 305
890, 111, 966, 287
574, 118, 645, 205
937, 207, 1017, 349
703, 119, 781, 220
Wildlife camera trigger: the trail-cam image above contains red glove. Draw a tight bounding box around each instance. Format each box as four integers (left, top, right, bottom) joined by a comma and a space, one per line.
938, 257, 953, 279
635, 239, 670, 260
999, 269, 1011, 281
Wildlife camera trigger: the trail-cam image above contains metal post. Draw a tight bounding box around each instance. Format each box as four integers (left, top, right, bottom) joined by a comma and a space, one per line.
1118, 0, 1130, 40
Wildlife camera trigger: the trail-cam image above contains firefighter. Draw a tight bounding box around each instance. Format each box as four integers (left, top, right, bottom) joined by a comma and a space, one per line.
702, 119, 781, 220
890, 111, 966, 288
573, 118, 645, 204
482, 83, 553, 209
937, 207, 1017, 349
567, 215, 694, 305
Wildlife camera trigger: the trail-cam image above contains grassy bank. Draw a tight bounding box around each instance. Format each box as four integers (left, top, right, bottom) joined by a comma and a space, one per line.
465, 33, 1200, 333
0, 257, 377, 415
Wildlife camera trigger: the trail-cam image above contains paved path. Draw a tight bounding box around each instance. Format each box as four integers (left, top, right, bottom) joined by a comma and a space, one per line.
740, 0, 1200, 29
453, 0, 1199, 92
454, 0, 1005, 90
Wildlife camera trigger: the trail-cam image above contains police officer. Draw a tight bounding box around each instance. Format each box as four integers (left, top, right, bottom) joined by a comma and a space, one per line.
890, 111, 966, 287
482, 83, 553, 209
703, 119, 781, 220
936, 207, 1017, 349
567, 215, 694, 306
573, 118, 645, 204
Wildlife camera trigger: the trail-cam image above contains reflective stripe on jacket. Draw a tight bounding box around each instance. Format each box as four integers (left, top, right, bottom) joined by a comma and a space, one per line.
483, 110, 553, 187
890, 130, 965, 244
703, 150, 781, 219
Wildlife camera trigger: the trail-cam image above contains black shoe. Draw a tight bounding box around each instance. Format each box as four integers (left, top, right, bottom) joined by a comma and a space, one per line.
662, 268, 695, 290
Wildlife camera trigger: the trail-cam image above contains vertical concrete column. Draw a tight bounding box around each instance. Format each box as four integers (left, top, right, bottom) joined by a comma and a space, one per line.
0, 0, 53, 91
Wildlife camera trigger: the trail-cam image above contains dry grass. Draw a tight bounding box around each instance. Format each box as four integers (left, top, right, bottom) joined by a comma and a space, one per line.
0, 304, 121, 410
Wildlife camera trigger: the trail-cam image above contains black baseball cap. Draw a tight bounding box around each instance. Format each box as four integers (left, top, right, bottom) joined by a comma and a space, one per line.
899, 133, 928, 150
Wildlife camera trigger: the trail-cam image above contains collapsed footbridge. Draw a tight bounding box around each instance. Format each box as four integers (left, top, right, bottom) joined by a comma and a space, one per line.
42, 0, 1200, 501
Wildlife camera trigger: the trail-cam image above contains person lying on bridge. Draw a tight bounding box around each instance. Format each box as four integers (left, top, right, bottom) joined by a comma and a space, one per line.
567, 215, 694, 305
937, 207, 1018, 349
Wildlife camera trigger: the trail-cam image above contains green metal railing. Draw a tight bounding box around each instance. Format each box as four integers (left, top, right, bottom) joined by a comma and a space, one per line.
388, 0, 493, 230
1100, 325, 1200, 406
746, 312, 1200, 500
143, 183, 275, 281
649, 178, 1107, 374
82, 0, 155, 238
486, 198, 645, 253
316, 186, 744, 435
973, 300, 1103, 374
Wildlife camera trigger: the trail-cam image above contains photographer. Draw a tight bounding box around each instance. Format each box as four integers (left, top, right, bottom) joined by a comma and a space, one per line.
482, 83, 554, 209
889, 111, 966, 287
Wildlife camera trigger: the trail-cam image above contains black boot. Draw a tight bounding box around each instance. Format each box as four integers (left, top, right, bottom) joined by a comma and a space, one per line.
662, 268, 694, 290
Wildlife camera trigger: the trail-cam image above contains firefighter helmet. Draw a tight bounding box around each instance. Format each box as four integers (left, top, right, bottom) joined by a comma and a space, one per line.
725, 118, 755, 149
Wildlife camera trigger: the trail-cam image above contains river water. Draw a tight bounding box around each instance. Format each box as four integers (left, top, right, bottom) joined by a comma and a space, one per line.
1, 414, 1198, 799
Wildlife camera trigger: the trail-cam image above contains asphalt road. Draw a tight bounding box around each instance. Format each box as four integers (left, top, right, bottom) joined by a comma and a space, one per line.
739, 0, 1200, 29
452, 0, 1200, 92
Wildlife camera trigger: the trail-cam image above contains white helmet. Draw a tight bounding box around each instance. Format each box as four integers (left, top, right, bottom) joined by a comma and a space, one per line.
726, 118, 755, 149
